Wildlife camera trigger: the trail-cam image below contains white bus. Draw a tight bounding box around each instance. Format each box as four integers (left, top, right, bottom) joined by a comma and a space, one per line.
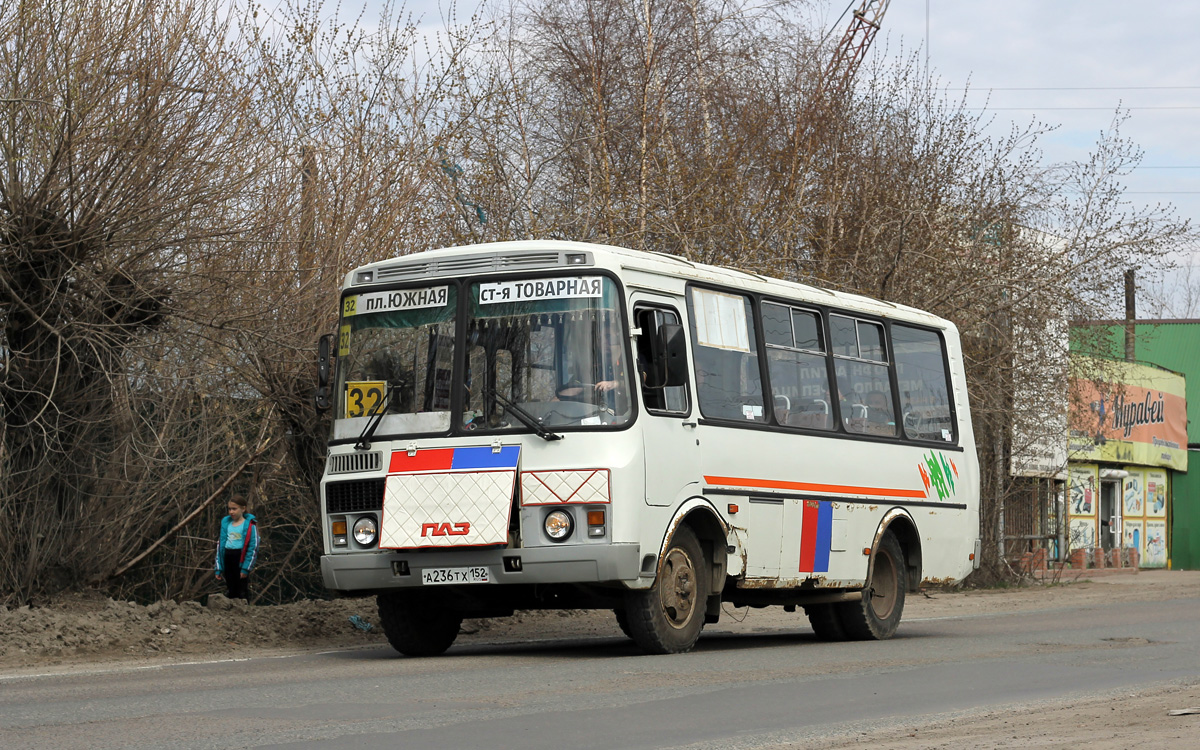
316, 240, 980, 655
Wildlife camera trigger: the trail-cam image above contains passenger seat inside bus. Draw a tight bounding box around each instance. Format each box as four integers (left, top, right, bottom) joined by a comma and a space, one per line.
784, 398, 830, 430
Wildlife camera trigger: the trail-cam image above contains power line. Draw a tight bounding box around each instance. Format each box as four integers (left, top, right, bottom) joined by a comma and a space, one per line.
1060, 190, 1200, 195
967, 106, 1200, 111
942, 85, 1200, 92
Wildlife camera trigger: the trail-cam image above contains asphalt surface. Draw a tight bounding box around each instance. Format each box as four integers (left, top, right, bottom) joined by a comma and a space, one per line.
2, 590, 1197, 749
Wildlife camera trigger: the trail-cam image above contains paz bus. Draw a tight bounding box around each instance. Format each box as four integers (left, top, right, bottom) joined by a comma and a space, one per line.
315, 240, 980, 655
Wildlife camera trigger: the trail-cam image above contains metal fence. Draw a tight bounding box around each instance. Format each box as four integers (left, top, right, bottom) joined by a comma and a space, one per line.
1003, 477, 1065, 573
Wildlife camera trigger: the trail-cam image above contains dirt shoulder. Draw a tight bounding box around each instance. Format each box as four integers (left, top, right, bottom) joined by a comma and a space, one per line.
795, 569, 1200, 750
812, 680, 1200, 750
2, 569, 1197, 677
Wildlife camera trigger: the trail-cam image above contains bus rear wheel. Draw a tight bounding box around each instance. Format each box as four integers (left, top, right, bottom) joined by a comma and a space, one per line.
377, 591, 463, 656
614, 608, 633, 639
838, 530, 906, 640
804, 603, 847, 641
625, 525, 709, 654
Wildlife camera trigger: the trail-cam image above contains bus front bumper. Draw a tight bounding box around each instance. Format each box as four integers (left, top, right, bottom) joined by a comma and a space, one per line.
321, 543, 643, 593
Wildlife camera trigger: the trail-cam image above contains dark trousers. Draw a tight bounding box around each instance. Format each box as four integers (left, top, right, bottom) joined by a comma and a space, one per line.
222, 547, 250, 601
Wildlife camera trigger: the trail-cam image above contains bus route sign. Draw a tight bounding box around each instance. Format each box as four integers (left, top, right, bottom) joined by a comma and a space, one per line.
478, 277, 602, 304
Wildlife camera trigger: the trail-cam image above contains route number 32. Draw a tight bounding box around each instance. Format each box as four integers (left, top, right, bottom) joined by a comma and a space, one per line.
345, 381, 386, 418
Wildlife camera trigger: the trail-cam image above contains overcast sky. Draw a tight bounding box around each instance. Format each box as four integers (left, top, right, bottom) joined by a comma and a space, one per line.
881, 1, 1200, 251
391, 0, 1200, 280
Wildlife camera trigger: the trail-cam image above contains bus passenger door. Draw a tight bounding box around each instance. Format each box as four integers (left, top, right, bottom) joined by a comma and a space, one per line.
633, 301, 700, 507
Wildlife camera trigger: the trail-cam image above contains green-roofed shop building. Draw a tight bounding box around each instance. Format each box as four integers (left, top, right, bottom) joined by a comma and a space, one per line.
1072, 320, 1200, 570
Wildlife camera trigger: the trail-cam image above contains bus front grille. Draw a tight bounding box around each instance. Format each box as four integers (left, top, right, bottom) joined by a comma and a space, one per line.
326, 478, 385, 513
327, 451, 382, 474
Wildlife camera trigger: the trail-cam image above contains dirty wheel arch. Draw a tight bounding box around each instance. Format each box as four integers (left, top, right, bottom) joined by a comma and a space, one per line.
837, 529, 906, 640
625, 524, 709, 654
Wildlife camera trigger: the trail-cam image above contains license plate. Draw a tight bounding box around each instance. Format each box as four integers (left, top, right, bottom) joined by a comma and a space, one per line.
421, 566, 490, 585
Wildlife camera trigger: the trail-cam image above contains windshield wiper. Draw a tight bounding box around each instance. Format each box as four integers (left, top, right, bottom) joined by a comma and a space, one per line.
354, 383, 394, 450
484, 386, 562, 441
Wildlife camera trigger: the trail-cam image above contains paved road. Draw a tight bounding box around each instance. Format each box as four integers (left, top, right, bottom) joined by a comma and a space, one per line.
2, 592, 1197, 749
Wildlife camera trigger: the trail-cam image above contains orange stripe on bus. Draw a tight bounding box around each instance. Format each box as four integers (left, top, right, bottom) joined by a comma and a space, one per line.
704, 475, 927, 499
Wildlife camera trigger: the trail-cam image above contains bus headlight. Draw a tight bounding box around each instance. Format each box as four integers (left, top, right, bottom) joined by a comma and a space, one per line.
353, 516, 378, 546
544, 510, 574, 541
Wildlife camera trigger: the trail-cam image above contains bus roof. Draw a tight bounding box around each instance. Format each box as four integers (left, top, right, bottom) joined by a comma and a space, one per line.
347, 240, 951, 330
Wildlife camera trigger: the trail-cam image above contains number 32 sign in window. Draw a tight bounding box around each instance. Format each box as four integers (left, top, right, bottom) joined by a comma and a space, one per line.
345, 381, 386, 418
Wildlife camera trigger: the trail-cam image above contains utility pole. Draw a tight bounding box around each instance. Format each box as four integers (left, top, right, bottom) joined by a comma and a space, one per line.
1124, 269, 1136, 361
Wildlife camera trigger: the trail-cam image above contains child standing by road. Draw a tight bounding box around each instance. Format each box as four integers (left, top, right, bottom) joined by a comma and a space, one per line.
215, 495, 259, 601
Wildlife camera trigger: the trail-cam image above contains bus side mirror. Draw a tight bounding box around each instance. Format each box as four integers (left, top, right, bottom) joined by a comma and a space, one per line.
658, 323, 688, 387
315, 333, 334, 412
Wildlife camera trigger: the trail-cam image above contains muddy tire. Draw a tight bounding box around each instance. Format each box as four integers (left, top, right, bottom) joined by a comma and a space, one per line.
804, 603, 847, 641
377, 591, 463, 656
614, 608, 633, 639
837, 530, 906, 640
624, 525, 709, 654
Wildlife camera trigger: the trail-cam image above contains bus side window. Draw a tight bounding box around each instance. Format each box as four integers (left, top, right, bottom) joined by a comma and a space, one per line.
892, 324, 955, 442
688, 289, 765, 422
761, 302, 832, 430
831, 315, 897, 437
635, 306, 688, 414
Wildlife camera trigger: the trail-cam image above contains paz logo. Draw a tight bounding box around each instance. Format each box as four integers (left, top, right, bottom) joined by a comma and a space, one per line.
918, 452, 959, 501
420, 522, 470, 537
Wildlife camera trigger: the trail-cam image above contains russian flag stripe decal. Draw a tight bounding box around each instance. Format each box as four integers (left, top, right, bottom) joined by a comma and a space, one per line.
389, 449, 453, 473
812, 501, 832, 573
389, 447, 520, 473
799, 500, 833, 574
451, 446, 520, 470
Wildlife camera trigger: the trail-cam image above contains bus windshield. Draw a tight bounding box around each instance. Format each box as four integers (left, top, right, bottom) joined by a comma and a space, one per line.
336, 284, 457, 435
463, 276, 632, 432
334, 276, 633, 439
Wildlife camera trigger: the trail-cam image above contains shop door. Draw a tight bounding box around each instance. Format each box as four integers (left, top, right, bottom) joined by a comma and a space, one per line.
1100, 480, 1121, 550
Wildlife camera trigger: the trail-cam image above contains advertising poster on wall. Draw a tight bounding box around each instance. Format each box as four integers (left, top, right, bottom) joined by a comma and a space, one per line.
1146, 469, 1168, 518
1068, 465, 1097, 519
1070, 518, 1097, 551
1068, 357, 1187, 472
1067, 464, 1098, 552
1122, 519, 1144, 551
1144, 520, 1168, 568
1122, 470, 1145, 515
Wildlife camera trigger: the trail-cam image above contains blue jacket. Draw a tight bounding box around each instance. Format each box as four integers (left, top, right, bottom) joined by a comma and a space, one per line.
215, 513, 259, 576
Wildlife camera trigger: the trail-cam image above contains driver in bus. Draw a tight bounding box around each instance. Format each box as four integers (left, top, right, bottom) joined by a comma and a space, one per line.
594, 339, 628, 395
557, 338, 642, 415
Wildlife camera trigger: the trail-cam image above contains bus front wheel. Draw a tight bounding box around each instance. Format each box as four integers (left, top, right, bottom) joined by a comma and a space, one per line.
625, 525, 709, 654
838, 530, 906, 640
377, 591, 463, 656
